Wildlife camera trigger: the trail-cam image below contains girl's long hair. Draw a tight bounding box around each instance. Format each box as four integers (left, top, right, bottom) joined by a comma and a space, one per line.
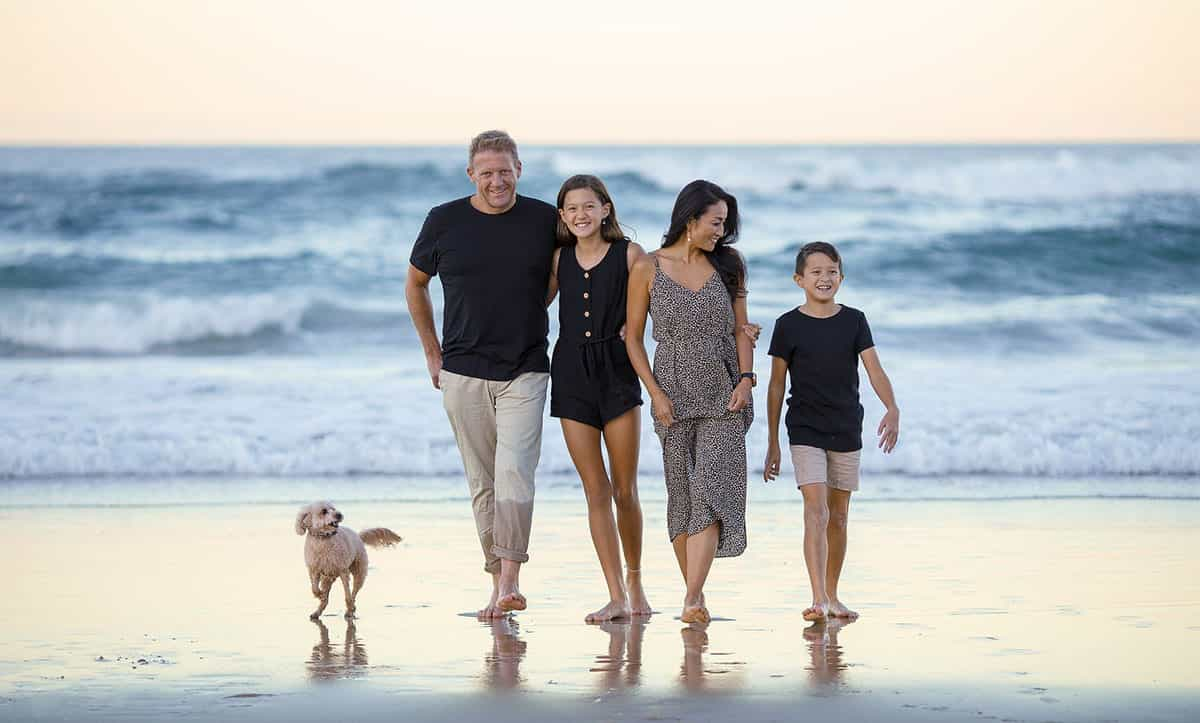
662, 179, 745, 300
555, 174, 628, 246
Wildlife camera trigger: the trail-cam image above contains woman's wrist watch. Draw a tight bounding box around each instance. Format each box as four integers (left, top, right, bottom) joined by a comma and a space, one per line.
739, 371, 756, 387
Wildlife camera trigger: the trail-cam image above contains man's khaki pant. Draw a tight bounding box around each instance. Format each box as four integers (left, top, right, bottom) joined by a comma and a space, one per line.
440, 369, 548, 574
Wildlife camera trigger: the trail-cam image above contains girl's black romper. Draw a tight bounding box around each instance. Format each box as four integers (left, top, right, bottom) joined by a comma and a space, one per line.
550, 238, 643, 429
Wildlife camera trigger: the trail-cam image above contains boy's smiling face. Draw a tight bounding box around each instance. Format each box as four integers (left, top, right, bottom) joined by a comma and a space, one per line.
795, 251, 842, 302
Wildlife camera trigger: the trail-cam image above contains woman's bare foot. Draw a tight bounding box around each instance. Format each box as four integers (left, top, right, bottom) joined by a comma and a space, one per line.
680, 602, 710, 624
802, 602, 828, 621
497, 589, 527, 612
627, 572, 652, 616
586, 599, 631, 623
827, 599, 858, 620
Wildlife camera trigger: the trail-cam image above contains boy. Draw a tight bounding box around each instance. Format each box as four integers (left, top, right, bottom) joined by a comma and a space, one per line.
764, 242, 900, 621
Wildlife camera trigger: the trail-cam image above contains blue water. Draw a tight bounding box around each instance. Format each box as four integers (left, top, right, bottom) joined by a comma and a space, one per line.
1, 145, 1198, 497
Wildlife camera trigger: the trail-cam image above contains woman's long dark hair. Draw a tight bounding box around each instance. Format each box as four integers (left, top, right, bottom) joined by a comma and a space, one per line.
555, 174, 628, 246
661, 179, 745, 300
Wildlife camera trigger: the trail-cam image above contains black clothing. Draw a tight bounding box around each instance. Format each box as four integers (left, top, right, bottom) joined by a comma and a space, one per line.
767, 305, 875, 452
410, 195, 557, 381
550, 239, 642, 429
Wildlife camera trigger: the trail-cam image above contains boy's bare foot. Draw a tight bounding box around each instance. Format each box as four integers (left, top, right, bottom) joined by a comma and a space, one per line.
802, 602, 827, 621
585, 599, 630, 623
827, 599, 858, 620
627, 572, 652, 616
497, 589, 527, 612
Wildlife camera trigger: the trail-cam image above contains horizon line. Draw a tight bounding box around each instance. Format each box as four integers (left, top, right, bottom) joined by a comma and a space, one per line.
2, 137, 1198, 148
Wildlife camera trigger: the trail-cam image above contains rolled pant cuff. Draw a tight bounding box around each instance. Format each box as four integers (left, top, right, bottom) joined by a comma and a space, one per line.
483, 558, 502, 575
491, 545, 530, 564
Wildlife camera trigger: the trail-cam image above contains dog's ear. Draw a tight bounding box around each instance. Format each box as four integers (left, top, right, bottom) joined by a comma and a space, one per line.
295, 508, 311, 536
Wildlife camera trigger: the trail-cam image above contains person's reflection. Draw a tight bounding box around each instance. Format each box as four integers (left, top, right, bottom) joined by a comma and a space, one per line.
588, 620, 645, 691
803, 617, 854, 689
679, 622, 710, 691
481, 616, 526, 690
307, 619, 368, 681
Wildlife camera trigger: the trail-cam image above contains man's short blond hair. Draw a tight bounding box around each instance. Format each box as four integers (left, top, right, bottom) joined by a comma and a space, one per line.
469, 130, 520, 167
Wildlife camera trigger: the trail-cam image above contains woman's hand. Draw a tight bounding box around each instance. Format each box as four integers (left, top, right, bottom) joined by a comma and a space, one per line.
763, 442, 781, 483
740, 322, 762, 347
727, 378, 752, 412
877, 407, 900, 453
651, 390, 676, 428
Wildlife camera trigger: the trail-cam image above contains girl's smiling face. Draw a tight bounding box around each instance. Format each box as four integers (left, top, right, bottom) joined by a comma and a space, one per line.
559, 187, 610, 241
688, 200, 728, 251
796, 251, 842, 302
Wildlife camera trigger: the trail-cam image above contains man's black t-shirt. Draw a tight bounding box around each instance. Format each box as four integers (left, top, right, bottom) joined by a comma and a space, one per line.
410, 195, 557, 381
767, 305, 875, 452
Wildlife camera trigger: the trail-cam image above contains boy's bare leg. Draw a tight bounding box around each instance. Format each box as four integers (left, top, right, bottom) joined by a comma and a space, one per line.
562, 418, 630, 622
825, 487, 858, 619
603, 409, 651, 616
800, 483, 830, 620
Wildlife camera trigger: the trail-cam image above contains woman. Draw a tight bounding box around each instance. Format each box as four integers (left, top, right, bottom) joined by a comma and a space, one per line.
625, 179, 754, 624
545, 174, 651, 622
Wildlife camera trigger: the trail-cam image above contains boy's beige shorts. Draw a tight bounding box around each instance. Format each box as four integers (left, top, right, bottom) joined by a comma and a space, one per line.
790, 444, 861, 492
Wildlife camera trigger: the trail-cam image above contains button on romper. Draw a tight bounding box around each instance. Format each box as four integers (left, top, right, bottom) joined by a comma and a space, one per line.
649, 254, 751, 557
550, 239, 643, 429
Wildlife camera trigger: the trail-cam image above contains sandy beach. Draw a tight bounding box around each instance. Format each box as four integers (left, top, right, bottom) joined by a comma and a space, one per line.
2, 480, 1197, 722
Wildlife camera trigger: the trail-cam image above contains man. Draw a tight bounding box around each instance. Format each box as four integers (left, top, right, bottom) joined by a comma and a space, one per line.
405, 130, 557, 618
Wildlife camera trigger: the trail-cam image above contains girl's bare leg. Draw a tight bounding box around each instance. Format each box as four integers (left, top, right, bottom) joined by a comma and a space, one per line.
562, 418, 630, 622
603, 408, 651, 615
825, 487, 858, 619
800, 483, 830, 620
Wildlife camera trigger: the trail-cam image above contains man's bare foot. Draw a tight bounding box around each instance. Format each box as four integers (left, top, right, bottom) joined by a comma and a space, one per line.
827, 599, 859, 619
802, 602, 827, 621
585, 599, 630, 623
497, 590, 527, 612
627, 572, 652, 616
477, 587, 506, 619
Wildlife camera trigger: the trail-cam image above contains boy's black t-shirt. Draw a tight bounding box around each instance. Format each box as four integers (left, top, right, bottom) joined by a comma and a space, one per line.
410, 195, 557, 381
767, 305, 875, 452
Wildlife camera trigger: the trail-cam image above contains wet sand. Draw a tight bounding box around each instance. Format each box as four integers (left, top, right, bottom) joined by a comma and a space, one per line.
1, 489, 1198, 722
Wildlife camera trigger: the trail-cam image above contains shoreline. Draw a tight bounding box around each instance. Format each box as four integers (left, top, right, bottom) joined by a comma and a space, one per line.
2, 494, 1198, 722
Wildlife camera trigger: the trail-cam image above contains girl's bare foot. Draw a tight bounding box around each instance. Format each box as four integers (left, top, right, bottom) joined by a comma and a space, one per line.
627, 572, 652, 616
802, 602, 828, 621
827, 599, 858, 619
585, 599, 631, 623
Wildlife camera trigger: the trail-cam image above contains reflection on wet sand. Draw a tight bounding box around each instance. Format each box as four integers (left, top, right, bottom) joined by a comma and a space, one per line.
679, 623, 747, 692
481, 616, 526, 690
588, 620, 645, 691
804, 617, 854, 690
307, 619, 368, 681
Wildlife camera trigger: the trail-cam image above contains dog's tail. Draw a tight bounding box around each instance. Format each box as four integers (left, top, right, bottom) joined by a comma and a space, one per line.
360, 528, 403, 548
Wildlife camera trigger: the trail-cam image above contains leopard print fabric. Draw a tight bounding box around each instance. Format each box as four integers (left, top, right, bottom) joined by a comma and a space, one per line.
649, 254, 750, 557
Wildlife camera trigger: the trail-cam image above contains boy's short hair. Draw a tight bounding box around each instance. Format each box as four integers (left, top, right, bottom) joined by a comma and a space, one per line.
468, 130, 519, 167
795, 241, 843, 275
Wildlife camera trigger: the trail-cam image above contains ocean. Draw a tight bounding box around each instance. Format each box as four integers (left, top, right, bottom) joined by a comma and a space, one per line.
1, 144, 1198, 504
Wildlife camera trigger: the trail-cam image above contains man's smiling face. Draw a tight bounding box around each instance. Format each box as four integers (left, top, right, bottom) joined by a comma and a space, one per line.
468, 150, 521, 212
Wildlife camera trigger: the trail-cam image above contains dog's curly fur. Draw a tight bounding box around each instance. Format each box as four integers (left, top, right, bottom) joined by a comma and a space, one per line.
295, 501, 402, 619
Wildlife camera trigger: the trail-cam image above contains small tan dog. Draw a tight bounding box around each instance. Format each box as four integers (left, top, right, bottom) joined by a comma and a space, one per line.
294, 501, 402, 619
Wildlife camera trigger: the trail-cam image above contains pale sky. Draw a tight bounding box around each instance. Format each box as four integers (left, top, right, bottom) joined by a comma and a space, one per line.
1, 0, 1197, 144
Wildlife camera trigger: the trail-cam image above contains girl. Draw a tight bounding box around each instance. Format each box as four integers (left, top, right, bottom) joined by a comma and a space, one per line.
546, 174, 651, 622
625, 179, 755, 624
763, 241, 900, 622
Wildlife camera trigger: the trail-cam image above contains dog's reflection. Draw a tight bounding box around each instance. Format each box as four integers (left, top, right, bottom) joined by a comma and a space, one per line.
588, 619, 645, 691
803, 617, 855, 689
480, 616, 527, 690
307, 619, 368, 681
